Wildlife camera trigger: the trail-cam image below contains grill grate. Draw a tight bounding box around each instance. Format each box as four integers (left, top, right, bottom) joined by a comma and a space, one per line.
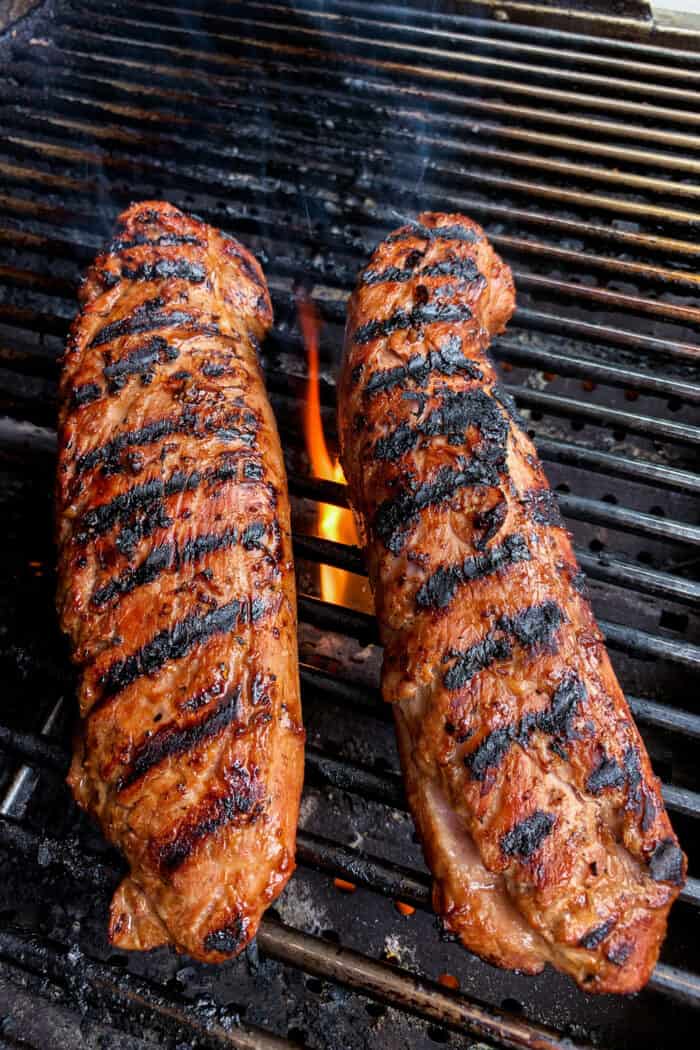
0, 1, 699, 1047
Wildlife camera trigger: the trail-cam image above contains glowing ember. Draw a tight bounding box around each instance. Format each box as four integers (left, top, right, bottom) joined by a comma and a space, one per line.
298, 293, 371, 613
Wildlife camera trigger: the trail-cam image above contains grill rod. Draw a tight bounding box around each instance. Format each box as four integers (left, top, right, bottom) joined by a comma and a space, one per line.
6, 104, 700, 305
0, 927, 292, 1050
39, 14, 700, 130
0, 807, 599, 1050
133, 0, 700, 86
3, 270, 698, 445
62, 1, 700, 112
12, 72, 700, 220
2, 218, 699, 397
6, 89, 700, 327
288, 473, 700, 599
2, 147, 699, 362
0, 800, 697, 1018
3, 385, 698, 500
1, 2, 696, 1041
2, 357, 698, 553
0, 415, 696, 675
34, 6, 700, 213
298, 591, 700, 675
0, 420, 696, 675
294, 529, 700, 608
301, 661, 700, 741
3, 213, 700, 384
4, 115, 700, 262
0, 709, 698, 906
2, 789, 698, 1038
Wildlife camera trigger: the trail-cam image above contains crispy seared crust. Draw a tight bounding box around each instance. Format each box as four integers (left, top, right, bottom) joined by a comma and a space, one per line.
57, 201, 304, 963
338, 212, 685, 993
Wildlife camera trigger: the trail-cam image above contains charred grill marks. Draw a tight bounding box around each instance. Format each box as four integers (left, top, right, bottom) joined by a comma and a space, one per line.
446, 601, 564, 693
417, 533, 531, 610
99, 598, 266, 700
353, 302, 473, 345
76, 412, 194, 475
474, 499, 507, 549
606, 942, 634, 967
361, 256, 482, 287
421, 257, 482, 282
373, 456, 502, 554
536, 673, 586, 739
374, 389, 509, 463
156, 763, 263, 873
492, 386, 527, 430
92, 542, 174, 607
586, 753, 626, 795
386, 223, 480, 245
180, 527, 242, 563
110, 233, 204, 252
76, 408, 256, 475
501, 811, 556, 860
361, 264, 414, 286
122, 259, 207, 283
204, 917, 246, 954
579, 919, 615, 950
523, 487, 564, 528
649, 838, 685, 886
103, 336, 179, 391
91, 521, 261, 607
463, 672, 586, 780
363, 335, 483, 398
77, 470, 202, 542
117, 688, 242, 792
89, 296, 216, 349
70, 382, 102, 408
464, 721, 514, 779
444, 635, 513, 694
498, 601, 564, 651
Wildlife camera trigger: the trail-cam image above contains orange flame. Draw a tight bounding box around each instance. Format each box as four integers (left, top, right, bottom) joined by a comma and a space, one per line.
298, 294, 370, 612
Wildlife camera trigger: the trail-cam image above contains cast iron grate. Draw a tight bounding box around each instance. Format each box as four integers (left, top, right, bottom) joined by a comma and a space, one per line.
0, 1, 698, 1047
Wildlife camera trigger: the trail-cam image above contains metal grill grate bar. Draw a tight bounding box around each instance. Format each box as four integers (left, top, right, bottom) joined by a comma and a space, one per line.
285, 465, 699, 544
0, 806, 698, 1025
297, 590, 700, 672
0, 927, 293, 1050
61, 2, 700, 112
136, 0, 700, 86
294, 532, 699, 608
0, 414, 696, 646
8, 36, 700, 237
3, 82, 700, 261
4, 97, 700, 267
4, 113, 700, 310
0, 821, 596, 1050
34, 28, 700, 145
10, 52, 700, 162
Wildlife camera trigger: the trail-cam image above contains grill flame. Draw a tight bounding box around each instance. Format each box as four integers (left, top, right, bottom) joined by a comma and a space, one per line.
298, 293, 370, 612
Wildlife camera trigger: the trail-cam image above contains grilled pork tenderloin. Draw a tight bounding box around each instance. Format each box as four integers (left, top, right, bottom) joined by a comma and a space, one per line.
57, 201, 304, 962
338, 212, 685, 993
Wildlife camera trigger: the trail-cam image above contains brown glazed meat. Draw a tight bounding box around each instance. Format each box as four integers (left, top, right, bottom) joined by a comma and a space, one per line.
338, 213, 685, 993
57, 202, 304, 963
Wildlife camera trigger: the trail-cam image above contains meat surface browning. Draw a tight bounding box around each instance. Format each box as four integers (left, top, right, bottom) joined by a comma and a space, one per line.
57, 201, 304, 963
338, 212, 685, 993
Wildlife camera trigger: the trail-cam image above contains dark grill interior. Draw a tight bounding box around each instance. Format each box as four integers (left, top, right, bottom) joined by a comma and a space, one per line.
0, 1, 699, 1047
